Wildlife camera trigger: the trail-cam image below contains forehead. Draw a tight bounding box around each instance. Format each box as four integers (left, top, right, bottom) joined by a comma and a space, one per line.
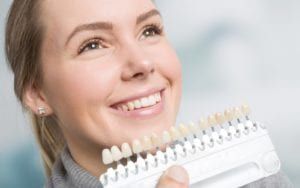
42, 0, 155, 27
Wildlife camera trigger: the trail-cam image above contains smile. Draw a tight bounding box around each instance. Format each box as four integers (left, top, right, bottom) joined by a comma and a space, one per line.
110, 88, 165, 118
115, 92, 161, 111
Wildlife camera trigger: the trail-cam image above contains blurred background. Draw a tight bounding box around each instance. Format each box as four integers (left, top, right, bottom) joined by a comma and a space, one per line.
0, 0, 299, 187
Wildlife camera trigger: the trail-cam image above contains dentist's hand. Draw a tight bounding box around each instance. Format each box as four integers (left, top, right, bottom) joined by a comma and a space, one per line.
156, 165, 189, 188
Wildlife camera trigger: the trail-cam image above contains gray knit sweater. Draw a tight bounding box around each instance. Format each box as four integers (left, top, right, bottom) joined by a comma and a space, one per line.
46, 147, 294, 188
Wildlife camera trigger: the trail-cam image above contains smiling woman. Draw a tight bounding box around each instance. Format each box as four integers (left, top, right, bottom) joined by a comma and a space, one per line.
5, 0, 184, 187
4, 0, 294, 188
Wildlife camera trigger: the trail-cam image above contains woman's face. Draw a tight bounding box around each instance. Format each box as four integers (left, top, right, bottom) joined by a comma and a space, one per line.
40, 0, 182, 151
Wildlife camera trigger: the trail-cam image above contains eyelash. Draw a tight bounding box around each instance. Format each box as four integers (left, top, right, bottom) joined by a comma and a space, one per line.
77, 23, 164, 55
141, 23, 164, 39
78, 38, 104, 54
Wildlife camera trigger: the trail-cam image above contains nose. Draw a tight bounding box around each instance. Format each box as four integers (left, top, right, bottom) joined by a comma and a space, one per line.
120, 43, 155, 81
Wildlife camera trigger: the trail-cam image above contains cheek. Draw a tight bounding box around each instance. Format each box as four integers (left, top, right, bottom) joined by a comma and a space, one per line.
42, 60, 119, 116
153, 42, 182, 89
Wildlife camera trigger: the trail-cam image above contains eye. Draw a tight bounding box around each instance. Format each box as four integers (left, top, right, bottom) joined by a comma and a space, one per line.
140, 24, 163, 40
78, 38, 105, 54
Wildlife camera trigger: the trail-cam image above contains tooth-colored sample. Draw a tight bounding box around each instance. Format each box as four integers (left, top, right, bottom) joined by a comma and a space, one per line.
208, 115, 217, 126
199, 118, 209, 130
241, 104, 251, 116
127, 102, 135, 111
162, 131, 171, 144
170, 126, 181, 141
142, 136, 153, 151
233, 107, 243, 119
102, 149, 113, 165
224, 108, 234, 121
189, 122, 200, 134
151, 133, 162, 148
111, 146, 123, 161
179, 123, 190, 137
132, 139, 143, 154
121, 142, 132, 158
215, 112, 225, 125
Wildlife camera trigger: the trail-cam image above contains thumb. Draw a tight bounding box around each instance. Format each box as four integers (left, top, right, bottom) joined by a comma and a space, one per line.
156, 165, 189, 188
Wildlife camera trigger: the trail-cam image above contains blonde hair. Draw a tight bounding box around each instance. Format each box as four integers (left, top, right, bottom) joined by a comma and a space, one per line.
5, 0, 65, 177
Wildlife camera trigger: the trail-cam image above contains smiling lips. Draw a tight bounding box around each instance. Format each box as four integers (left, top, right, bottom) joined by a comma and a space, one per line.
113, 91, 162, 112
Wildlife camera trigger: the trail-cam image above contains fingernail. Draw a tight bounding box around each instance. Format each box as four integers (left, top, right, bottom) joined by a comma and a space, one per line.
164, 165, 188, 184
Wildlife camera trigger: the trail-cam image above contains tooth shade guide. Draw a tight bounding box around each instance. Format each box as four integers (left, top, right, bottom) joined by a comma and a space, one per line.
101, 106, 253, 165
100, 105, 281, 188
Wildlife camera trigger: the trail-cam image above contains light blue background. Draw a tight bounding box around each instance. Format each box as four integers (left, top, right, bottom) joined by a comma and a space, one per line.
1, 0, 299, 187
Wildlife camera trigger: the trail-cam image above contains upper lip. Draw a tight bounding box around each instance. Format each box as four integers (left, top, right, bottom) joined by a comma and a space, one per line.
110, 87, 165, 107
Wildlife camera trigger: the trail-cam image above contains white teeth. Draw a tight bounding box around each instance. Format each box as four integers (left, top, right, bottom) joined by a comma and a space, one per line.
179, 123, 190, 137
133, 100, 142, 109
149, 95, 156, 105
132, 139, 143, 154
111, 146, 123, 162
115, 92, 161, 111
127, 102, 135, 111
141, 97, 150, 107
155, 93, 161, 102
102, 149, 113, 165
121, 143, 132, 158
122, 105, 128, 111
142, 136, 152, 151
162, 131, 171, 144
151, 133, 162, 148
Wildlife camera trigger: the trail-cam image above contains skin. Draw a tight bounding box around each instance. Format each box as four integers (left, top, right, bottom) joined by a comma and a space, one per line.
24, 0, 182, 177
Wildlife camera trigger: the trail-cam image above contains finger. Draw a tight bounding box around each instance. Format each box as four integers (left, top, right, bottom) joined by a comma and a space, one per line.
156, 165, 189, 188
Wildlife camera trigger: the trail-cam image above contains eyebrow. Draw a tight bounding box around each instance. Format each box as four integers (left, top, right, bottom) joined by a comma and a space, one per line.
65, 22, 113, 46
136, 9, 161, 25
65, 9, 161, 46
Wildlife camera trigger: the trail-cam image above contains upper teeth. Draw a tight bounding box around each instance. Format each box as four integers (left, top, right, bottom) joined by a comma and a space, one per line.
116, 92, 161, 111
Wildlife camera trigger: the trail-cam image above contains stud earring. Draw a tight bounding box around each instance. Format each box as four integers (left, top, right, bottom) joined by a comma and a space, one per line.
38, 107, 46, 115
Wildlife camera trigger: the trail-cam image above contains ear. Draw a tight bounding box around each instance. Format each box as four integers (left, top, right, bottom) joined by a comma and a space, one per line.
23, 83, 53, 116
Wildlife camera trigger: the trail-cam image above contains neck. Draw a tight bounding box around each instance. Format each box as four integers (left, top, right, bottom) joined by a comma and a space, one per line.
66, 139, 108, 177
